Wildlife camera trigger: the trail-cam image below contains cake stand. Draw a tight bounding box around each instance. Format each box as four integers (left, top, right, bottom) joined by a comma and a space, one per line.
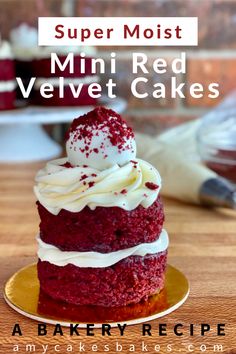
0, 97, 127, 162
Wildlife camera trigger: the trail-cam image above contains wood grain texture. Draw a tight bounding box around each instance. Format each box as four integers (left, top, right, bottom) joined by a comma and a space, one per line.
0, 163, 235, 354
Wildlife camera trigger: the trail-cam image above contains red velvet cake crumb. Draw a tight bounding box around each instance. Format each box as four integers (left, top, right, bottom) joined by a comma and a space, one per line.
120, 189, 127, 194
37, 251, 167, 307
37, 197, 164, 253
61, 162, 73, 168
66, 107, 134, 154
80, 174, 88, 180
145, 182, 159, 190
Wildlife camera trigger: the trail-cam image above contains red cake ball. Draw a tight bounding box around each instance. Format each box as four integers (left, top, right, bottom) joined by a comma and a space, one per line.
66, 107, 137, 169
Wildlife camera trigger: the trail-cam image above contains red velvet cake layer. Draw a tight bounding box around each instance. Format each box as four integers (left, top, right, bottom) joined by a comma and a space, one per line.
0, 59, 15, 81
33, 85, 97, 106
38, 286, 168, 323
37, 250, 167, 307
32, 56, 95, 78
0, 91, 16, 110
37, 197, 164, 253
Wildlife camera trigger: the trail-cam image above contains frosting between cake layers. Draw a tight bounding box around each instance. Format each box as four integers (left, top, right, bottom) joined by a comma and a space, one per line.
37, 229, 168, 268
34, 157, 161, 215
0, 80, 16, 92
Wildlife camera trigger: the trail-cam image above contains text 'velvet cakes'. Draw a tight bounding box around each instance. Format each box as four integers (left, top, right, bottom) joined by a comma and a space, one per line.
34, 107, 168, 307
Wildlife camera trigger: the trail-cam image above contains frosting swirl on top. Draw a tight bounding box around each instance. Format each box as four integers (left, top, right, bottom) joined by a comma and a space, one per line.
34, 157, 161, 215
37, 229, 168, 268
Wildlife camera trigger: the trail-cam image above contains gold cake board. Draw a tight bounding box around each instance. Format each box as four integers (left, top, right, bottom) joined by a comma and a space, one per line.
4, 263, 189, 328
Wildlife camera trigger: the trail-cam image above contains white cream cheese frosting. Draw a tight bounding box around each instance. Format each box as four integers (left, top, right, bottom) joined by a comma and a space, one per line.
35, 108, 162, 214
34, 157, 161, 215
37, 229, 168, 268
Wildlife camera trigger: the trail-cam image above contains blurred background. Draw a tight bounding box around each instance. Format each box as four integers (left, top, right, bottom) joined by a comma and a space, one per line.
1, 0, 236, 132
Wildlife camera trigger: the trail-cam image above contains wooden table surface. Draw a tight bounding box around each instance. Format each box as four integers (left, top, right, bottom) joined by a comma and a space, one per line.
0, 162, 235, 354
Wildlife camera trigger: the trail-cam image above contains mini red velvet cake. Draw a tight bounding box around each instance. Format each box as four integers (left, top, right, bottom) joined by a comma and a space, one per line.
0, 40, 16, 110
35, 107, 168, 307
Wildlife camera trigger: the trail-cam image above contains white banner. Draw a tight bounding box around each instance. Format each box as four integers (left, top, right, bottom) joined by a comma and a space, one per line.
38, 17, 198, 46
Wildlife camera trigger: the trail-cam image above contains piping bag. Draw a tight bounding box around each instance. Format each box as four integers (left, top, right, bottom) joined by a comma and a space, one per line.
135, 94, 236, 209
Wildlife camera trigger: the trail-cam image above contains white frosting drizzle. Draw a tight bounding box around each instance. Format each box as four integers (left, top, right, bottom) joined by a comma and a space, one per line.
34, 157, 161, 215
37, 229, 168, 268
0, 80, 16, 92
